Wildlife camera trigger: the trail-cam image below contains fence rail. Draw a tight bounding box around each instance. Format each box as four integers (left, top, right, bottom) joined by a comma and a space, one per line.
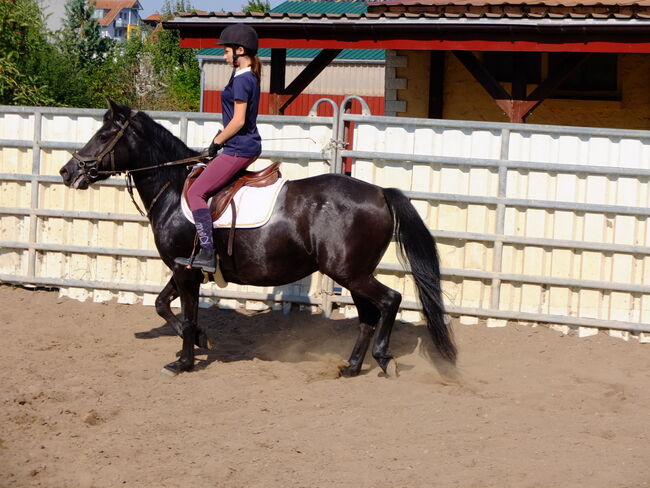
2, 102, 650, 335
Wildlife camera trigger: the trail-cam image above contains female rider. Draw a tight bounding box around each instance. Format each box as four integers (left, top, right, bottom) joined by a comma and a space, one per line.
175, 24, 262, 273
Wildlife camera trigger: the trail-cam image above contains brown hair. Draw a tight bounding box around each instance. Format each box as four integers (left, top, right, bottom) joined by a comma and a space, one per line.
249, 53, 262, 83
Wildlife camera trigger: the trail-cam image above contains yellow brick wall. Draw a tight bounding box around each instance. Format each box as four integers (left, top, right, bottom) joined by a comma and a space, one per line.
397, 51, 650, 130
395, 50, 431, 119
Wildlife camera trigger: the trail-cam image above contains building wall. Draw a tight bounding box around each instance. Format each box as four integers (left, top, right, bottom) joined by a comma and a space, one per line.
395, 50, 431, 119
394, 51, 650, 130
202, 59, 385, 116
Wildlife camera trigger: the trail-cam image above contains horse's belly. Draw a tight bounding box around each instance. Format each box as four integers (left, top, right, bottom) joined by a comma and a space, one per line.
220, 260, 318, 287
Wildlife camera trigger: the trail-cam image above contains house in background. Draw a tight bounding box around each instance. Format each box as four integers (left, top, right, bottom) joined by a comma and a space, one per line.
91, 0, 143, 40
196, 1, 386, 116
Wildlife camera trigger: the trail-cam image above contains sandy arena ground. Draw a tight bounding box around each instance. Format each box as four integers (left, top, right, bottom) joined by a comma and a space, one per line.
1, 284, 649, 487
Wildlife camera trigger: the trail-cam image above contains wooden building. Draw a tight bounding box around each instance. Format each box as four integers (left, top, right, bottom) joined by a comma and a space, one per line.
165, 0, 650, 128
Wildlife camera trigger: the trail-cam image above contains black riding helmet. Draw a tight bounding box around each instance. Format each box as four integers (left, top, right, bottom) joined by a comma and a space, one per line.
219, 24, 258, 55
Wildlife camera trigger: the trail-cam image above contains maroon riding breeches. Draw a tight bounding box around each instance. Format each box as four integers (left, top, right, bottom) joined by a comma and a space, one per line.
187, 152, 258, 211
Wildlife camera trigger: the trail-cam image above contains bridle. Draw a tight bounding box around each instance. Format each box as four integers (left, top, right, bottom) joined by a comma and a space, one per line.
70, 113, 209, 217
71, 117, 131, 179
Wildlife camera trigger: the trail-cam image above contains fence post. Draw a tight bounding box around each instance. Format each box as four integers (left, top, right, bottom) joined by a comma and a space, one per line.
27, 110, 42, 280
490, 128, 510, 315
308, 98, 342, 317
336, 96, 371, 175
180, 115, 188, 144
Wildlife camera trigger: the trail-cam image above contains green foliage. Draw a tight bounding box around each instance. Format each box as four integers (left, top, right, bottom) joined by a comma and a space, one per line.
0, 0, 201, 111
242, 0, 271, 13
0, 0, 56, 105
143, 0, 200, 110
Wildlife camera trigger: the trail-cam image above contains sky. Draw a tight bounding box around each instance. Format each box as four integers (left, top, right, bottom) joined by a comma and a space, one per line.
139, 0, 285, 16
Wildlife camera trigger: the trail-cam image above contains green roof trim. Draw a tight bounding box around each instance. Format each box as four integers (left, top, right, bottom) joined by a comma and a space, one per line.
270, 1, 367, 14
197, 48, 385, 61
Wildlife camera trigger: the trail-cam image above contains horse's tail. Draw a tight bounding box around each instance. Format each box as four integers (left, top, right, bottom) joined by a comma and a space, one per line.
383, 188, 457, 364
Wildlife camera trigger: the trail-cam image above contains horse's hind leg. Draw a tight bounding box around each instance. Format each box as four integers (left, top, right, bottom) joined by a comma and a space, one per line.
343, 276, 402, 376
339, 294, 380, 377
155, 277, 211, 349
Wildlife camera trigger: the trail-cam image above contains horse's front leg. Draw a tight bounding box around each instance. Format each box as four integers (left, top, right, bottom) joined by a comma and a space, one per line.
162, 268, 203, 375
156, 276, 211, 349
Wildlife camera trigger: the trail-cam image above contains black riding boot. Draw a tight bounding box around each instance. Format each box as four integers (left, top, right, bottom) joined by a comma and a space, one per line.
175, 247, 216, 273
175, 208, 216, 273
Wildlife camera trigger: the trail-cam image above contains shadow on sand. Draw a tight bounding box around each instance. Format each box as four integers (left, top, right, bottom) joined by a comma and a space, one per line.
134, 305, 457, 378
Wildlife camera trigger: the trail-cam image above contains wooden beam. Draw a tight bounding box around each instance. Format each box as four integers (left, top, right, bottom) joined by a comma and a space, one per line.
452, 51, 510, 100
276, 49, 342, 114
266, 48, 341, 114
495, 100, 540, 123
511, 52, 528, 100
269, 48, 286, 95
282, 49, 342, 95
269, 48, 287, 115
428, 51, 445, 119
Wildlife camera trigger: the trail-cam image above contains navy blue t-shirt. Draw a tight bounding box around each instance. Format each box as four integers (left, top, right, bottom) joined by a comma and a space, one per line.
221, 68, 262, 158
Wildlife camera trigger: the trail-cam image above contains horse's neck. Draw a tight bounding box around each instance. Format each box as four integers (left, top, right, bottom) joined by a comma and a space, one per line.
130, 167, 185, 219
128, 121, 196, 220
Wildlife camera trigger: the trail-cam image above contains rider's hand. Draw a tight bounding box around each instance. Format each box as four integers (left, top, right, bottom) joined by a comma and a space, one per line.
206, 129, 223, 157
207, 140, 222, 157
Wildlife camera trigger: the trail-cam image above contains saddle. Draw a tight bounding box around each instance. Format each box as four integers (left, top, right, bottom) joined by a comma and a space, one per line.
182, 161, 282, 255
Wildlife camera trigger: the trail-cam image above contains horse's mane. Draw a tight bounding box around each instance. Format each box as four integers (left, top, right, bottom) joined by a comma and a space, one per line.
132, 110, 200, 192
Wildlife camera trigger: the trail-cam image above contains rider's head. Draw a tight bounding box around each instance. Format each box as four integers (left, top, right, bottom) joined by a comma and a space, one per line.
219, 24, 258, 67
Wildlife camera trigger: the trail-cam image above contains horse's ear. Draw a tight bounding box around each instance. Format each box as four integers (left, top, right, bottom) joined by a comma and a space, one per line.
107, 97, 119, 117
106, 98, 130, 121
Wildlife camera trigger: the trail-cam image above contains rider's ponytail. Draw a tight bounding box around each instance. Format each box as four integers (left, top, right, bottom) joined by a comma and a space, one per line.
250, 53, 262, 83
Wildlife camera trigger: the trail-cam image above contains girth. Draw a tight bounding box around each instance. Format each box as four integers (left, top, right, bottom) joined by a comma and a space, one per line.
182, 161, 282, 255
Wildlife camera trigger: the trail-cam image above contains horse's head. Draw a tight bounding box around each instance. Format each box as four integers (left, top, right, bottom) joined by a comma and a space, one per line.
60, 99, 138, 189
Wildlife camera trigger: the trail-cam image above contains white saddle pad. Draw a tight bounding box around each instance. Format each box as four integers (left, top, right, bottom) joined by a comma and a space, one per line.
181, 178, 287, 228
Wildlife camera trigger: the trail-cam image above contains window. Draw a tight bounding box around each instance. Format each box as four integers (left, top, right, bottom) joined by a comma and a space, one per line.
547, 53, 619, 100
92, 9, 105, 19
481, 51, 619, 101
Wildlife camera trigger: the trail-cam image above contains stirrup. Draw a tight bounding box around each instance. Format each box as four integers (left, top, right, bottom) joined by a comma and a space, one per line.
174, 249, 216, 273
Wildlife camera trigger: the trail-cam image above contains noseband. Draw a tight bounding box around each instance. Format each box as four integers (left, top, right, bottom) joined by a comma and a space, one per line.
71, 117, 131, 179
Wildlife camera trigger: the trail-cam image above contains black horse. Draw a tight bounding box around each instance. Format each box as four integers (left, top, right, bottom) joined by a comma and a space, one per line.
59, 101, 456, 376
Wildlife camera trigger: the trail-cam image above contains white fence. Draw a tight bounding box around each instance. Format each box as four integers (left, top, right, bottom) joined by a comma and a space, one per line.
2, 102, 650, 337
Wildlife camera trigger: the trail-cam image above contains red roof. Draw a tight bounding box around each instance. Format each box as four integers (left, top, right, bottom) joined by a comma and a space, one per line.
365, 0, 650, 16
143, 13, 163, 22
92, 0, 140, 27
367, 0, 650, 5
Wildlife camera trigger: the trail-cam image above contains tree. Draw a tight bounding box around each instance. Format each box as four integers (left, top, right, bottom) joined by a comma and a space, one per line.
242, 0, 271, 13
0, 0, 56, 105
143, 0, 201, 110
59, 0, 113, 69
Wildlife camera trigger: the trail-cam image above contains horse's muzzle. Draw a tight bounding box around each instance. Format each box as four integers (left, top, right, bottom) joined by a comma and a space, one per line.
59, 159, 89, 189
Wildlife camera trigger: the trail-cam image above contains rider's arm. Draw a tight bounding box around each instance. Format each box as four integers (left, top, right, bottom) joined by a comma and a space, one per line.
214, 100, 247, 145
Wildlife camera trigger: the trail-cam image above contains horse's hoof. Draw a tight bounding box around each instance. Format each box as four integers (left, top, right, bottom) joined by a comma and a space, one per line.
338, 362, 360, 378
384, 359, 399, 378
161, 359, 193, 376
160, 366, 178, 377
